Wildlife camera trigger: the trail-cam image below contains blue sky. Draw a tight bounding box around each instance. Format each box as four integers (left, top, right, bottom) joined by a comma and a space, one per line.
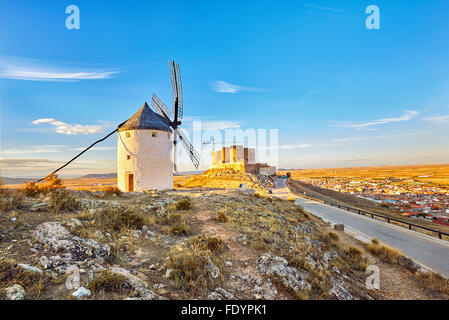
1, 0, 449, 177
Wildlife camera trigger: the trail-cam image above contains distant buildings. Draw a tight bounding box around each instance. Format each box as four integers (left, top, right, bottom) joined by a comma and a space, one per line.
301, 176, 449, 225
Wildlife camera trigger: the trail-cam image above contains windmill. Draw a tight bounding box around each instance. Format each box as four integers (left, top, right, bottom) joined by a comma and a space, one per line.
151, 60, 200, 173
35, 59, 200, 189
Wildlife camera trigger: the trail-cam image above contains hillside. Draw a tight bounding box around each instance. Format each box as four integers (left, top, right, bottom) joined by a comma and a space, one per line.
180, 167, 274, 193
1, 183, 448, 300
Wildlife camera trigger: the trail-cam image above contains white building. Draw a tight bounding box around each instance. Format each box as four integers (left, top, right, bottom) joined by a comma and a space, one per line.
117, 102, 173, 192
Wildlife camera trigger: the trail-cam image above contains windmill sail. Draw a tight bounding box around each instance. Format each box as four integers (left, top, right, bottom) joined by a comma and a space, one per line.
169, 60, 183, 121
176, 129, 200, 169
151, 93, 171, 118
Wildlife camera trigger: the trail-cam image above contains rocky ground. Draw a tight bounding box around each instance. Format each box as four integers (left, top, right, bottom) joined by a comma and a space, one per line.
0, 182, 448, 300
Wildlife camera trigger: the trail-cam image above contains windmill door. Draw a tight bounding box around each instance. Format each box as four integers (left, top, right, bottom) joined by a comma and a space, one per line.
126, 173, 134, 192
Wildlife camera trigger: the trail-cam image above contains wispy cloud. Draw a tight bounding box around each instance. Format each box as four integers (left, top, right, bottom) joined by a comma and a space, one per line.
32, 118, 110, 135
71, 146, 116, 151
210, 81, 264, 94
422, 115, 449, 123
339, 110, 419, 130
0, 56, 120, 82
304, 3, 344, 13
1, 145, 66, 155
201, 121, 241, 130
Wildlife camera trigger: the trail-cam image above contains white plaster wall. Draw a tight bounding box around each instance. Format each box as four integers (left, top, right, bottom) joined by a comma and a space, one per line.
117, 129, 173, 192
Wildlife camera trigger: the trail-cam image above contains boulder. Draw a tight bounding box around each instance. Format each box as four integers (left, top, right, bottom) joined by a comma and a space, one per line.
5, 284, 25, 300
208, 287, 235, 300
72, 287, 91, 299
256, 253, 311, 293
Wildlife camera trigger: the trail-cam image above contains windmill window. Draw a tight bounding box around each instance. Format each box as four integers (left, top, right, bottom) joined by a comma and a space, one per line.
125, 132, 130, 138
127, 155, 131, 160
152, 132, 157, 137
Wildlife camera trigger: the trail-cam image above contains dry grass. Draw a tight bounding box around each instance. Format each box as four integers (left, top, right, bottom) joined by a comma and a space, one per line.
49, 190, 81, 213
88, 270, 131, 296
174, 198, 192, 211
0, 191, 24, 213
0, 259, 62, 299
416, 272, 449, 298
166, 234, 226, 297
366, 238, 402, 264
216, 208, 229, 223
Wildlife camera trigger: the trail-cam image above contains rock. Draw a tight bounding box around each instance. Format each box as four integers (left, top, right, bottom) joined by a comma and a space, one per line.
72, 287, 91, 299
18, 263, 43, 275
207, 258, 219, 279
109, 266, 160, 300
5, 284, 26, 300
208, 287, 235, 300
33, 222, 110, 270
232, 234, 247, 244
329, 277, 354, 300
256, 253, 311, 293
334, 224, 345, 232
398, 256, 420, 273
30, 202, 49, 212
225, 261, 233, 267
164, 269, 173, 279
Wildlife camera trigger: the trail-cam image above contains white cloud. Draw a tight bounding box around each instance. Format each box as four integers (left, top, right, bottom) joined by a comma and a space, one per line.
201, 121, 241, 130
422, 115, 449, 123
210, 81, 263, 94
304, 3, 344, 13
341, 110, 419, 130
0, 56, 119, 82
32, 118, 108, 135
71, 146, 116, 151
278, 144, 314, 150
1, 145, 66, 155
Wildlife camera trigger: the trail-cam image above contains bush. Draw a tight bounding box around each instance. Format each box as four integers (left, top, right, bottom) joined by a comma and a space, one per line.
166, 241, 224, 296
22, 182, 40, 197
191, 234, 226, 254
39, 174, 65, 193
174, 198, 192, 211
80, 207, 147, 233
88, 270, 130, 295
416, 271, 449, 297
103, 186, 122, 197
49, 190, 81, 213
0, 192, 23, 213
216, 208, 229, 223
366, 240, 402, 264
344, 246, 368, 271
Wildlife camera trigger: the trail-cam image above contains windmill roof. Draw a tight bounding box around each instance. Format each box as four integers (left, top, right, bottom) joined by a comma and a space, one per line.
118, 102, 172, 132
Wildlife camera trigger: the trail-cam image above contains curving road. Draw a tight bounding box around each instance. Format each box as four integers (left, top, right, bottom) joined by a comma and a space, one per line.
271, 178, 449, 277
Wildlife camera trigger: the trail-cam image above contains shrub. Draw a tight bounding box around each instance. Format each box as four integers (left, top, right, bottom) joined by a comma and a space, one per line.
191, 234, 226, 254
88, 270, 130, 295
49, 190, 81, 213
166, 242, 224, 296
0, 192, 23, 213
343, 246, 368, 271
366, 240, 402, 264
416, 272, 449, 297
22, 182, 40, 197
174, 198, 192, 211
39, 174, 65, 193
79, 207, 147, 234
286, 172, 291, 179
103, 186, 122, 197
216, 208, 229, 223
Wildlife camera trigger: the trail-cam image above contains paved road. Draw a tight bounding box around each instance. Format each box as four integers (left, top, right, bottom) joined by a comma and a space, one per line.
271, 178, 449, 277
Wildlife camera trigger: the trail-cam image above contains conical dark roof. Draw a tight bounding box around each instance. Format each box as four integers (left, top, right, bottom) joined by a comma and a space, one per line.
118, 102, 172, 132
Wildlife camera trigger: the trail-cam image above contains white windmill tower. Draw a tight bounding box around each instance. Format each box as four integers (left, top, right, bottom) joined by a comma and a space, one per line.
117, 60, 200, 192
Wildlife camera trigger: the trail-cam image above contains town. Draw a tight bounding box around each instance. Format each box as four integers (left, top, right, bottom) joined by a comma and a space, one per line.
298, 176, 449, 226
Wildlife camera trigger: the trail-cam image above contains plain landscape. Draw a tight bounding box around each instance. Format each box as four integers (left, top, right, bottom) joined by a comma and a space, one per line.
1, 164, 449, 300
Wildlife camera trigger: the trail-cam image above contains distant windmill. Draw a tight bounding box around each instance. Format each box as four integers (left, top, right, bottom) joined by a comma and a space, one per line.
151, 60, 200, 173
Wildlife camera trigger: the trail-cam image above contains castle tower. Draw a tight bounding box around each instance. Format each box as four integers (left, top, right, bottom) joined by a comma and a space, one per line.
117, 102, 173, 192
